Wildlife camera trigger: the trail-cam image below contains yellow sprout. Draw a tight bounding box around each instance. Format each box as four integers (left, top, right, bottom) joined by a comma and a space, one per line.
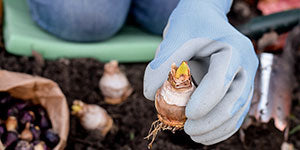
71, 105, 82, 114
175, 61, 190, 79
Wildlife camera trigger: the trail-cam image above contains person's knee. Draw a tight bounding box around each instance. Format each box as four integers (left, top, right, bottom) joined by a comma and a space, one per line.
131, 0, 179, 35
27, 0, 131, 42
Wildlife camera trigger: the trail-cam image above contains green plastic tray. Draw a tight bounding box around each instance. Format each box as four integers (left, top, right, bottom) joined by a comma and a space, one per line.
3, 0, 162, 62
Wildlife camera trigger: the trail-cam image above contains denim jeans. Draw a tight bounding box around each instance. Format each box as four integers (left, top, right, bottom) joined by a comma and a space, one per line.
26, 0, 179, 42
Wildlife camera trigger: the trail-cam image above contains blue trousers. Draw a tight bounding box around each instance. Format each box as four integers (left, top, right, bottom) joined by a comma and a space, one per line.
27, 0, 179, 42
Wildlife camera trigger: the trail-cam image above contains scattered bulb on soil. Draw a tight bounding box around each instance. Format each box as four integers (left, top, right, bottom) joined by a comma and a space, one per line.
72, 100, 113, 137
99, 60, 133, 104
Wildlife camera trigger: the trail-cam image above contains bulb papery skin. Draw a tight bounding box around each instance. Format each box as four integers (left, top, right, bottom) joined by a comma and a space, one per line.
101, 74, 128, 89
159, 81, 195, 107
155, 82, 195, 128
72, 100, 113, 136
99, 60, 133, 104
100, 73, 132, 101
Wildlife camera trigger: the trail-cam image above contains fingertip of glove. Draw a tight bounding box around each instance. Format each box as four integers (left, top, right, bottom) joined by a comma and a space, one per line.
143, 83, 155, 101
185, 98, 206, 119
183, 119, 193, 134
185, 107, 197, 119
143, 86, 155, 101
190, 135, 215, 145
189, 136, 202, 144
195, 138, 218, 146
143, 65, 158, 100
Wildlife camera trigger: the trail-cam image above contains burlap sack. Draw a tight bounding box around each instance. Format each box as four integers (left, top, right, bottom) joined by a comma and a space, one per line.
0, 70, 69, 150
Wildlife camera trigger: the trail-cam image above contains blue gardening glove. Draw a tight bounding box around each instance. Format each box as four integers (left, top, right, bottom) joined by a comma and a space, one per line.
144, 0, 259, 145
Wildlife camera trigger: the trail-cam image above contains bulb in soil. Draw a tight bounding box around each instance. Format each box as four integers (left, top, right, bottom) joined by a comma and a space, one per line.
71, 100, 113, 137
6, 116, 18, 131
20, 122, 33, 142
99, 60, 133, 104
145, 61, 196, 149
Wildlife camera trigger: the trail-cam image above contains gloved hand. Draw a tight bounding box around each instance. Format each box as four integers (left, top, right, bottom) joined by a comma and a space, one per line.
143, 0, 259, 145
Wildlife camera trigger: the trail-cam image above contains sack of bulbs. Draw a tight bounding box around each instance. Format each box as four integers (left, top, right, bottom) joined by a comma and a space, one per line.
0, 70, 69, 150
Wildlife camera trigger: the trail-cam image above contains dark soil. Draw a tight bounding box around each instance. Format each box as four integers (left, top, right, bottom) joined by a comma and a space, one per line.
1, 1, 300, 150
1, 42, 300, 150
